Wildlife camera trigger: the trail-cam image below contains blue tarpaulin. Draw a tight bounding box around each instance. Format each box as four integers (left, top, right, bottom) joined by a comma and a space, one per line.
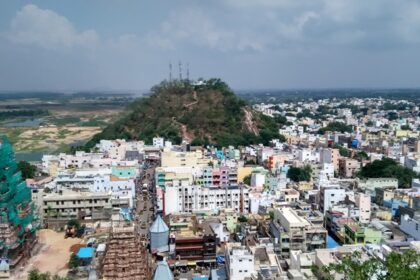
327, 235, 339, 249
77, 247, 94, 259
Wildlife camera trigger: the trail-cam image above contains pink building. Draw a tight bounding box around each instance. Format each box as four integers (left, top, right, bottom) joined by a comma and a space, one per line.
355, 193, 371, 223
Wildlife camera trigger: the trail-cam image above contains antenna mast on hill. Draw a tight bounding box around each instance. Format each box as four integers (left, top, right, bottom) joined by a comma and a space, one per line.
179, 61, 183, 80
169, 62, 172, 82
186, 63, 190, 81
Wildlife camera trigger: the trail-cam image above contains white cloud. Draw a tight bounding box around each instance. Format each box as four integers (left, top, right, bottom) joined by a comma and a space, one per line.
276, 11, 320, 40
147, 8, 263, 52
8, 4, 98, 50
397, 2, 420, 43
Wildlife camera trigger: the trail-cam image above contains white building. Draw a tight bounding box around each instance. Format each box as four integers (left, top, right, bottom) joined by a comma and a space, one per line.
153, 137, 165, 148
251, 173, 265, 189
319, 186, 347, 214
355, 193, 371, 223
225, 244, 255, 280
53, 171, 136, 208
297, 148, 318, 163
400, 215, 420, 240
162, 185, 249, 215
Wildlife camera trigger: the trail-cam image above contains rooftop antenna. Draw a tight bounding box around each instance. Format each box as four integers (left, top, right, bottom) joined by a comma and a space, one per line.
179, 61, 183, 80
186, 62, 190, 81
169, 62, 172, 82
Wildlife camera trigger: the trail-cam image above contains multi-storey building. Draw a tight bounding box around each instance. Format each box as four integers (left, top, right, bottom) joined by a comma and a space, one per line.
354, 193, 371, 223
400, 214, 420, 240
338, 158, 360, 178
319, 148, 340, 171
225, 244, 255, 280
270, 207, 327, 257
42, 189, 112, 222
319, 186, 347, 214
162, 185, 249, 215
160, 149, 210, 168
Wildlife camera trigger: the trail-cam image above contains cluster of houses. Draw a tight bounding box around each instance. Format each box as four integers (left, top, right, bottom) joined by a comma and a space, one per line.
22, 96, 420, 279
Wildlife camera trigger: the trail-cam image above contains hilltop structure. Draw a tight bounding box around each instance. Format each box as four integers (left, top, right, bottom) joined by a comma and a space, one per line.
0, 136, 37, 273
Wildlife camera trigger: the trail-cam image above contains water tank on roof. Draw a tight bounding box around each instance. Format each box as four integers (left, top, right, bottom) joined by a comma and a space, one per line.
351, 139, 359, 148
149, 215, 169, 253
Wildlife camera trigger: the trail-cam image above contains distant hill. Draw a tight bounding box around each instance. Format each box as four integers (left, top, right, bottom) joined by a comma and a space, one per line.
86, 78, 283, 147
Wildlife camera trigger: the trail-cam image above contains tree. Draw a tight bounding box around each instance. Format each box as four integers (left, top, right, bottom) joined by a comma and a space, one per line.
245, 159, 256, 165
333, 144, 350, 157
287, 165, 312, 182
387, 112, 398, 121
238, 215, 248, 223
243, 175, 251, 185
67, 219, 80, 230
357, 158, 420, 188
28, 269, 73, 280
318, 122, 353, 134
365, 120, 374, 126
356, 151, 368, 160
18, 160, 37, 179
321, 250, 420, 280
68, 253, 80, 269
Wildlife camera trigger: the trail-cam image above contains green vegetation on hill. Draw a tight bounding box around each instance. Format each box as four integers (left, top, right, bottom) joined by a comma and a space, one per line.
86, 79, 284, 148
357, 158, 419, 188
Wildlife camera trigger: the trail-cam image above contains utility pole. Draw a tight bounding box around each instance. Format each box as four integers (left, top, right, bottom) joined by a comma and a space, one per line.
169, 62, 172, 82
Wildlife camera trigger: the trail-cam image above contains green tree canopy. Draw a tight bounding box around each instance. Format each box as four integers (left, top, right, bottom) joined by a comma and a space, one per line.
18, 160, 37, 179
68, 253, 80, 269
357, 158, 419, 188
28, 269, 73, 280
287, 165, 312, 182
320, 250, 420, 280
243, 174, 251, 185
318, 121, 353, 134
238, 215, 248, 223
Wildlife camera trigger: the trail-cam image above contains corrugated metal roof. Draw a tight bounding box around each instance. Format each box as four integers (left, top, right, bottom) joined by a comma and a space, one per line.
150, 215, 169, 233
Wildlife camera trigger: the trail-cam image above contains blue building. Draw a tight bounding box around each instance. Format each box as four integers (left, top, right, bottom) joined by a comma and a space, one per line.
383, 199, 409, 217
153, 261, 173, 280
149, 215, 170, 253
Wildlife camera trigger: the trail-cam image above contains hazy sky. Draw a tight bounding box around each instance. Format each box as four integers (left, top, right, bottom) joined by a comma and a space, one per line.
1, 0, 420, 91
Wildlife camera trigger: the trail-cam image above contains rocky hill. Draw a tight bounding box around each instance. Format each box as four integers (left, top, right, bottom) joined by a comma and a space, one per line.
86, 79, 283, 147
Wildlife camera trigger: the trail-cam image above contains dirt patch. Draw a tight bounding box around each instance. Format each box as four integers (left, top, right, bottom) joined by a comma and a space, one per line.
12, 126, 101, 152
12, 229, 83, 280
243, 108, 259, 135
69, 243, 83, 254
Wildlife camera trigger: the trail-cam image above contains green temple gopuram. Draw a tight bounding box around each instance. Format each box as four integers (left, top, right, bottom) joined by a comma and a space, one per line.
0, 136, 37, 274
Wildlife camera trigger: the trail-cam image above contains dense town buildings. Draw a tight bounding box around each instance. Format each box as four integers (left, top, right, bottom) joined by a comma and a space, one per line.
3, 96, 420, 279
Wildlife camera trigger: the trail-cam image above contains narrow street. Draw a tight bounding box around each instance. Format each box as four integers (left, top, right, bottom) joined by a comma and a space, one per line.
135, 160, 157, 238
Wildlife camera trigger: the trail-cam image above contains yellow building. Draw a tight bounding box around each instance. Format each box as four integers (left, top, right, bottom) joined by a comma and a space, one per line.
48, 161, 59, 177
395, 130, 420, 138
160, 149, 210, 167
237, 167, 252, 183
295, 181, 313, 191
